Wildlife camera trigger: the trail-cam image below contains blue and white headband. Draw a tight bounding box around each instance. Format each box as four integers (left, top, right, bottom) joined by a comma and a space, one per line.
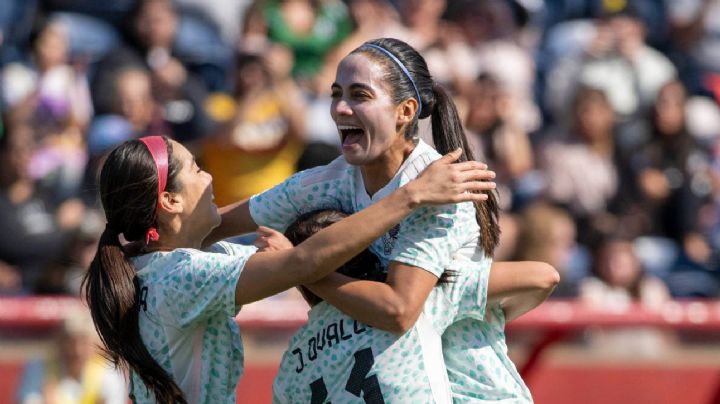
363, 43, 423, 117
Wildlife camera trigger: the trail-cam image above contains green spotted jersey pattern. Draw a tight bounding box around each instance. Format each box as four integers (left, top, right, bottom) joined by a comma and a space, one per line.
251, 140, 530, 402
129, 242, 256, 404
272, 259, 490, 403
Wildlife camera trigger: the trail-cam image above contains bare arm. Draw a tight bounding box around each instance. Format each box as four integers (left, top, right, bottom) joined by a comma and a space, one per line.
304, 263, 438, 333
306, 260, 559, 332
487, 261, 559, 322
203, 199, 255, 246
234, 150, 489, 305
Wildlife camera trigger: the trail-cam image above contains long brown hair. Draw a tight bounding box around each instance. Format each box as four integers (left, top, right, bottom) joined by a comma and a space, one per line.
81, 137, 187, 403
354, 38, 500, 256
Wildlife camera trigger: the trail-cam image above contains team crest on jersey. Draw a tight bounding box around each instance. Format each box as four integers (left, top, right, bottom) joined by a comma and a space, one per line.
383, 224, 400, 256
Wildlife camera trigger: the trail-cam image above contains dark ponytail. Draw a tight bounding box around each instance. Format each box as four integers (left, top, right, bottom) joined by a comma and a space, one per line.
430, 83, 500, 255
82, 137, 187, 404
355, 38, 500, 256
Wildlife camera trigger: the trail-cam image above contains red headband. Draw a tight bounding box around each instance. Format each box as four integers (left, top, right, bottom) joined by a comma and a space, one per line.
139, 136, 169, 245
139, 136, 169, 196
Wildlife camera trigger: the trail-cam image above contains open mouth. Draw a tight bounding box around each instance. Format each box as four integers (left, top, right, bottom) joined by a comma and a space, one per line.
338, 125, 365, 148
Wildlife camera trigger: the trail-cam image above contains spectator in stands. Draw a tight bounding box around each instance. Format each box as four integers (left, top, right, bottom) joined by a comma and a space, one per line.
666, 0, 720, 96
631, 79, 717, 297
34, 208, 105, 295
315, 0, 407, 94
581, 234, 670, 310
1, 18, 92, 128
92, 0, 211, 143
514, 202, 587, 298
539, 86, 634, 244
0, 121, 83, 293
447, 0, 541, 132
0, 0, 40, 65
87, 66, 167, 158
545, 3, 676, 130
200, 51, 306, 205
17, 308, 127, 404
260, 0, 352, 83
633, 80, 712, 241
83, 66, 169, 203
393, 0, 474, 91
580, 233, 674, 357
631, 80, 712, 244
1, 18, 92, 200
464, 73, 534, 211
702, 142, 720, 279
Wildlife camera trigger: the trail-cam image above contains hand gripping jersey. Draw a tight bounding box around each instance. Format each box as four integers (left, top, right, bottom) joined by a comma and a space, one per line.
272, 258, 489, 403
249, 141, 480, 277
129, 242, 256, 404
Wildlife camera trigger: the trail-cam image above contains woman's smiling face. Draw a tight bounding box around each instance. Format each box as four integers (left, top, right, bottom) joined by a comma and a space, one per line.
168, 140, 219, 238
331, 53, 408, 167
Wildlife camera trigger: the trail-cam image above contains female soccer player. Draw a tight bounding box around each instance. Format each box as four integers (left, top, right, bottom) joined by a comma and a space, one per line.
267, 209, 489, 403
212, 38, 558, 402
82, 135, 490, 404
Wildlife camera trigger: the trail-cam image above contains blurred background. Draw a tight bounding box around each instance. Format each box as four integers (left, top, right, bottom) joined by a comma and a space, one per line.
0, 0, 718, 403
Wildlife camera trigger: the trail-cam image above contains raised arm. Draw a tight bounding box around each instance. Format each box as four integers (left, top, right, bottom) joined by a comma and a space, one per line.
203, 199, 255, 246
234, 150, 489, 305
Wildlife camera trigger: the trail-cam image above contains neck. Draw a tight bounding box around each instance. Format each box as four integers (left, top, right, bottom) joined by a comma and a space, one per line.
146, 219, 205, 252
588, 135, 613, 156
360, 140, 416, 196
65, 360, 84, 381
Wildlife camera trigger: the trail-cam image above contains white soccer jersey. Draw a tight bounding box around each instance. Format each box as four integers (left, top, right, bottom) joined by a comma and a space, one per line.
251, 140, 526, 401
443, 305, 533, 403
272, 259, 490, 403
129, 241, 256, 404
249, 140, 481, 276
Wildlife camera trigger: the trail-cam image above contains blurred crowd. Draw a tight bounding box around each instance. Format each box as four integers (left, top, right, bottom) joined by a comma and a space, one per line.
0, 0, 719, 310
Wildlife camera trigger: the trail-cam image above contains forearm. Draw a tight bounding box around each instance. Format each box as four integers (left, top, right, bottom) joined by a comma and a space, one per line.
203, 199, 256, 246
305, 274, 409, 333
487, 261, 560, 321
499, 284, 557, 322
294, 188, 417, 282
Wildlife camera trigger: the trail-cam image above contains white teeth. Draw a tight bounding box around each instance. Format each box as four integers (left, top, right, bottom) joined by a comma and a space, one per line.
337, 125, 362, 131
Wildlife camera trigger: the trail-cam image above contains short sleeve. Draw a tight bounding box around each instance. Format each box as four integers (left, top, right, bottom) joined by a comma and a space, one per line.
249, 158, 353, 232
162, 248, 251, 327
389, 202, 476, 278
206, 240, 258, 257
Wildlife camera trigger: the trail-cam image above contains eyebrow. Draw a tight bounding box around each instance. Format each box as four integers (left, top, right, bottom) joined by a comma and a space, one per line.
330, 82, 375, 94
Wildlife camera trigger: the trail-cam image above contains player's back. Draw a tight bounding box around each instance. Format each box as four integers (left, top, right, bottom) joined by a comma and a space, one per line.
272, 301, 449, 404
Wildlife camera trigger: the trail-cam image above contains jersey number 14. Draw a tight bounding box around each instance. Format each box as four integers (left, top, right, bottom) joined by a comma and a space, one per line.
310, 348, 385, 404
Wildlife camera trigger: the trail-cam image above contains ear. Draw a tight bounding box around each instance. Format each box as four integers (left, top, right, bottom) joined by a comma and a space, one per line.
396, 98, 418, 124
157, 191, 183, 215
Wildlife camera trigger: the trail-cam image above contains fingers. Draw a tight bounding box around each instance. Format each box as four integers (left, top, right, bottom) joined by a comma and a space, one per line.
454, 160, 489, 171
254, 226, 275, 250
454, 191, 490, 202
255, 226, 294, 251
256, 226, 279, 237
459, 168, 496, 182
463, 179, 497, 192
438, 148, 463, 163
